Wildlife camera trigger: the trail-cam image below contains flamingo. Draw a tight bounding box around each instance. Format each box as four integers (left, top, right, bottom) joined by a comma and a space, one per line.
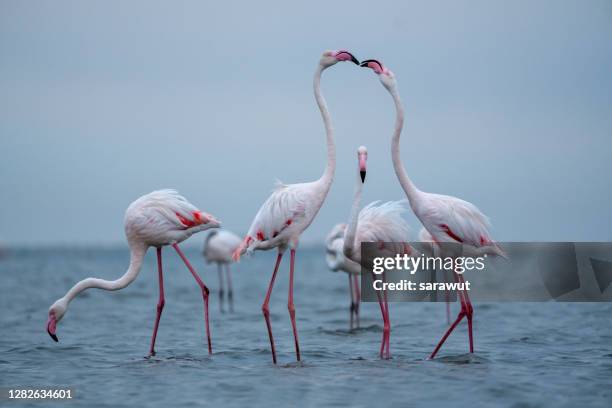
46, 189, 220, 356
232, 50, 359, 364
203, 229, 242, 312
360, 59, 505, 359
325, 223, 361, 330
339, 146, 412, 359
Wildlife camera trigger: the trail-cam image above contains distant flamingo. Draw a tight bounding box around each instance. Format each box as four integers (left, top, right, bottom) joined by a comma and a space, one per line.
360, 59, 505, 359
46, 189, 220, 356
232, 50, 359, 364
203, 229, 242, 312
325, 223, 361, 330
340, 146, 412, 359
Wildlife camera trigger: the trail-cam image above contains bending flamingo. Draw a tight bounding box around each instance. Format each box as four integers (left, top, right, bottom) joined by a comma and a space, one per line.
340, 146, 412, 359
233, 50, 359, 364
325, 223, 361, 330
360, 59, 505, 359
46, 189, 220, 356
203, 229, 242, 312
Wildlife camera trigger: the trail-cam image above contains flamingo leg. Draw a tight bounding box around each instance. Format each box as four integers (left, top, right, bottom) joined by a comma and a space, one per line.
348, 274, 355, 331
262, 251, 283, 364
226, 264, 234, 313
457, 273, 474, 352
288, 249, 301, 361
173, 243, 212, 355
352, 274, 360, 329
148, 247, 165, 356
382, 270, 391, 359
371, 271, 388, 359
429, 263, 473, 359
217, 263, 225, 313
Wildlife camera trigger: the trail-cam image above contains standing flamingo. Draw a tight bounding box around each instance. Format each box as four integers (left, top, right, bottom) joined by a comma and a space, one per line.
325, 223, 361, 330
232, 50, 359, 364
360, 59, 505, 358
340, 146, 412, 359
203, 229, 242, 312
46, 189, 220, 356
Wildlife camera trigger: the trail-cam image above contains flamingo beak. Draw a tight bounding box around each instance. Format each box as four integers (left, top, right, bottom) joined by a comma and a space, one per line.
359, 155, 367, 183
334, 51, 359, 65
47, 313, 58, 342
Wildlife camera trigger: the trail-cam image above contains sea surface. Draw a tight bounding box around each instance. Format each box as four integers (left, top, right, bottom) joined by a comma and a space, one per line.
1, 246, 611, 407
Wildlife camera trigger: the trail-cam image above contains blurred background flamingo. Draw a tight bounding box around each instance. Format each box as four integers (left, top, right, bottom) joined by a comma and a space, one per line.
203, 229, 242, 312
338, 146, 412, 359
46, 189, 220, 356
232, 50, 359, 364
325, 222, 361, 330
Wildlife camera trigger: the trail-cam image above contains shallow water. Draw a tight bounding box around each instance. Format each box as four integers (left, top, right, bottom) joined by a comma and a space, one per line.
1, 247, 611, 407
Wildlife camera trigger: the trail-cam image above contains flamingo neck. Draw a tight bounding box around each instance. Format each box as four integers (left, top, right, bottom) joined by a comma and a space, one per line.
343, 171, 363, 259
314, 64, 335, 190
61, 242, 147, 306
389, 86, 421, 206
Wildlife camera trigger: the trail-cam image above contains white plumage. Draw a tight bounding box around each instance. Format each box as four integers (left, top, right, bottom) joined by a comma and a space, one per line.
203, 230, 242, 264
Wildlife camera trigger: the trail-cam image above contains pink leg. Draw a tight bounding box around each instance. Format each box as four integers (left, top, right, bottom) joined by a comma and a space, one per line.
288, 249, 301, 361
226, 264, 234, 313
218, 263, 225, 313
371, 271, 388, 358
457, 274, 474, 352
353, 274, 360, 329
382, 271, 391, 359
348, 274, 355, 330
262, 251, 284, 364
173, 243, 212, 355
429, 267, 473, 359
148, 247, 165, 356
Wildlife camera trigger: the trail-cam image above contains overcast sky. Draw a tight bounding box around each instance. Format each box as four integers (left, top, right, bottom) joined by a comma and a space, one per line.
1, 0, 611, 246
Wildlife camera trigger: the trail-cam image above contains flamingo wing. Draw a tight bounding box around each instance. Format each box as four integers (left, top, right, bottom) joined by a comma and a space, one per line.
234, 182, 307, 260
355, 200, 412, 245
420, 193, 493, 246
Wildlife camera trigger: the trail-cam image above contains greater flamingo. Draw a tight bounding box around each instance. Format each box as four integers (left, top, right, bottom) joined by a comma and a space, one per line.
360, 59, 505, 359
46, 189, 220, 356
203, 229, 242, 312
325, 223, 361, 330
232, 50, 359, 364
340, 146, 412, 359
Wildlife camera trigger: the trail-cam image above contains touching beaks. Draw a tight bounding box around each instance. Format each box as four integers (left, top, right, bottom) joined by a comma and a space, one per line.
360, 59, 385, 74
334, 50, 360, 65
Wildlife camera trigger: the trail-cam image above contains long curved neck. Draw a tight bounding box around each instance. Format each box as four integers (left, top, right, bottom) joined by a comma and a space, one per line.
343, 172, 362, 258
62, 243, 147, 305
314, 64, 335, 189
389, 86, 420, 206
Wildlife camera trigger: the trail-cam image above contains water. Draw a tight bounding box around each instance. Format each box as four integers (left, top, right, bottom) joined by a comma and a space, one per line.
1, 247, 611, 407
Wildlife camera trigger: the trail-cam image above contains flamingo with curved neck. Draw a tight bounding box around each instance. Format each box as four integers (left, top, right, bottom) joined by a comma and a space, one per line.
46, 189, 220, 356
361, 58, 505, 359
232, 50, 359, 364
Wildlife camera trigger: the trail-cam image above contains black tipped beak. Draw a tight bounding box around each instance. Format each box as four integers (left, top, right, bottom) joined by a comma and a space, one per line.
360, 170, 366, 183
349, 54, 359, 65
48, 328, 58, 342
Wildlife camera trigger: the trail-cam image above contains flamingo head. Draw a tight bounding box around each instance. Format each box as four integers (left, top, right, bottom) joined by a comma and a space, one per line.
360, 59, 396, 90
357, 145, 368, 183
320, 50, 359, 68
47, 298, 68, 342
